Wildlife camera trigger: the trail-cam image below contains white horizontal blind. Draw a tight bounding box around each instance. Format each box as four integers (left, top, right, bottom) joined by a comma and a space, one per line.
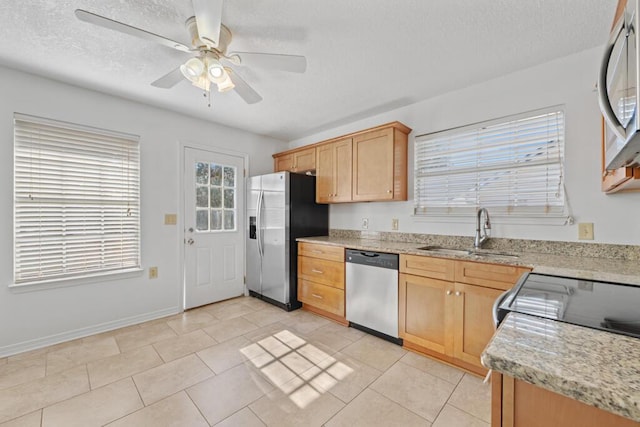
14, 114, 140, 284
414, 108, 565, 217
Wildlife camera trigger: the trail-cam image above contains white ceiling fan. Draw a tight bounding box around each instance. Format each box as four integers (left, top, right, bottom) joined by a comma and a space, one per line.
75, 0, 307, 105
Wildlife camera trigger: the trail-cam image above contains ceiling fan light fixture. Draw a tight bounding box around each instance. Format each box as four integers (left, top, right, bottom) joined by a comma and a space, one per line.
180, 57, 205, 81
206, 58, 226, 81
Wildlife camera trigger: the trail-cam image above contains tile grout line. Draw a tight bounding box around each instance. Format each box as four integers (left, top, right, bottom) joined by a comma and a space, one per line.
183, 389, 212, 426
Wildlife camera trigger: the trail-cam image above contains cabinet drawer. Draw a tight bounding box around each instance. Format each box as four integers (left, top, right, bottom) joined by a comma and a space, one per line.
298, 279, 344, 316
298, 256, 345, 289
454, 261, 530, 291
400, 254, 455, 281
298, 242, 344, 262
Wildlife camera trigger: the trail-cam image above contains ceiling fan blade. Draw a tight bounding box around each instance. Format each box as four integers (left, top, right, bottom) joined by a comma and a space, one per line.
192, 0, 223, 49
228, 69, 262, 104
75, 9, 191, 53
230, 52, 307, 73
151, 67, 184, 89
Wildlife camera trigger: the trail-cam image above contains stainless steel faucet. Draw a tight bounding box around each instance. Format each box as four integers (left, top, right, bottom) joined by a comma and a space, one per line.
474, 208, 491, 249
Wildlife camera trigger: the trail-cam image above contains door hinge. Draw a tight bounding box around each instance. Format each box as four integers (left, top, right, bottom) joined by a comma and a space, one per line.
243, 275, 246, 284
244, 168, 247, 177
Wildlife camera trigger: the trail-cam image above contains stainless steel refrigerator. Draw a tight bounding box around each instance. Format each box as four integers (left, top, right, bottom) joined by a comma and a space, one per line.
246, 172, 329, 311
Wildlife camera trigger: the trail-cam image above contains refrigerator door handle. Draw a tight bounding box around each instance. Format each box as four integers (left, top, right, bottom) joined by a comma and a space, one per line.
256, 189, 264, 258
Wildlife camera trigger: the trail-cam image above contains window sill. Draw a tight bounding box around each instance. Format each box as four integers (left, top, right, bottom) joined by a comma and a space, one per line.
411, 214, 572, 226
9, 268, 144, 293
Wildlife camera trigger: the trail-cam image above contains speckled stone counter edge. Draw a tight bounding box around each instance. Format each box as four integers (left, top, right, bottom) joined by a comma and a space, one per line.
482, 313, 640, 422
329, 229, 640, 261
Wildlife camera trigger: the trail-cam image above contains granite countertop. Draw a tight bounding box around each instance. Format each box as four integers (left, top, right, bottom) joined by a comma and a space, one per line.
482, 312, 640, 422
297, 236, 640, 285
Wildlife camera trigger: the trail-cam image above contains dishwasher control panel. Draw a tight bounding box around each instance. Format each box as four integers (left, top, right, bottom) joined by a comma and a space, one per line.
346, 250, 398, 270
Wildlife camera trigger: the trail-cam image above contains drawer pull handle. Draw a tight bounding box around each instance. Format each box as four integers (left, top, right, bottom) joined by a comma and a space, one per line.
311, 269, 324, 274
312, 293, 324, 299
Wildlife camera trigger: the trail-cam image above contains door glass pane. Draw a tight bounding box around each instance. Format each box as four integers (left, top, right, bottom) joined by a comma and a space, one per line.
196, 210, 209, 231
211, 209, 222, 230
223, 166, 235, 187
224, 210, 235, 230
196, 186, 208, 207
210, 187, 222, 208
224, 189, 235, 208
210, 164, 222, 186
195, 160, 237, 233
196, 163, 209, 184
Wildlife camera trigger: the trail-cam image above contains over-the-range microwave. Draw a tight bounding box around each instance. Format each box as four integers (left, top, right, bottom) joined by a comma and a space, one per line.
598, 0, 640, 170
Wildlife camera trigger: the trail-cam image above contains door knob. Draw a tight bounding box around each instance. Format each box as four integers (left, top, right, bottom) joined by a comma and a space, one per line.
186, 238, 195, 245
188, 227, 194, 233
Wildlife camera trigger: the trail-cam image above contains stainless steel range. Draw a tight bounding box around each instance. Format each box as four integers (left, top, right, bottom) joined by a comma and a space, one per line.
496, 272, 640, 339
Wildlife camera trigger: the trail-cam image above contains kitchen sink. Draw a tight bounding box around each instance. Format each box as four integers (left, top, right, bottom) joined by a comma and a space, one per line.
416, 246, 519, 259
470, 250, 519, 259
416, 246, 472, 256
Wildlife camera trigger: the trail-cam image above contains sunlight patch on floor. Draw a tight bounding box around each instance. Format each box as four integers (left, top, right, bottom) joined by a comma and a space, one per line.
240, 329, 353, 408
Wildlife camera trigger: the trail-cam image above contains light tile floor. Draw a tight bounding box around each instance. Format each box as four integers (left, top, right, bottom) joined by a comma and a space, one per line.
0, 296, 491, 426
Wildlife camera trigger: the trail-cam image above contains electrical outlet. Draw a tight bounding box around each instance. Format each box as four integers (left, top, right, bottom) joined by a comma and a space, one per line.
391, 218, 399, 231
362, 218, 369, 229
578, 223, 594, 240
164, 214, 177, 225
149, 267, 158, 279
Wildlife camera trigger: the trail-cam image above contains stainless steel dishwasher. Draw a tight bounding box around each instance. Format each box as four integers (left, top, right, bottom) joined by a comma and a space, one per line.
345, 249, 401, 344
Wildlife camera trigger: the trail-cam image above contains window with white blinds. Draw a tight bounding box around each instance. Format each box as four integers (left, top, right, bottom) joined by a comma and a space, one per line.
414, 108, 565, 217
13, 114, 140, 285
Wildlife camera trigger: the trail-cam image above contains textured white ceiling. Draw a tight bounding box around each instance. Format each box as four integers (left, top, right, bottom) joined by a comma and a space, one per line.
0, 1, 617, 141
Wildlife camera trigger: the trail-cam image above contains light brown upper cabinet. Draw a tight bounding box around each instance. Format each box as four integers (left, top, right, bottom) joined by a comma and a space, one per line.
316, 138, 353, 203
273, 146, 316, 173
352, 125, 409, 201
273, 121, 411, 203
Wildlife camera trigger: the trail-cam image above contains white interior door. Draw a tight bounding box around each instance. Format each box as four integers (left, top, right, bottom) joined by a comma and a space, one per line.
184, 147, 245, 309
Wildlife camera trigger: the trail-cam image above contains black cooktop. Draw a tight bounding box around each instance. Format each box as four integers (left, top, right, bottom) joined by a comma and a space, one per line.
499, 272, 640, 339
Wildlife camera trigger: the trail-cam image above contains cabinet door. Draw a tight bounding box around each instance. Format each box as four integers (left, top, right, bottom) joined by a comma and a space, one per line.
274, 153, 294, 172
399, 273, 454, 355
352, 128, 395, 201
453, 283, 502, 368
293, 147, 316, 172
316, 143, 334, 203
333, 138, 353, 202
316, 139, 352, 203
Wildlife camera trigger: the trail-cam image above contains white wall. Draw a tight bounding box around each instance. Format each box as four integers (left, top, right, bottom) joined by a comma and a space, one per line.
0, 66, 286, 356
290, 47, 640, 246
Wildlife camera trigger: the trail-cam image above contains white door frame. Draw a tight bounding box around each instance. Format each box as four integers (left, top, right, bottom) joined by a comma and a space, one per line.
177, 140, 249, 310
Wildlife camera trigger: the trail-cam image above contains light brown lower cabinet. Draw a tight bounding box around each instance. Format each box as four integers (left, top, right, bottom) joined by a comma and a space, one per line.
492, 373, 640, 427
399, 254, 530, 374
297, 242, 347, 325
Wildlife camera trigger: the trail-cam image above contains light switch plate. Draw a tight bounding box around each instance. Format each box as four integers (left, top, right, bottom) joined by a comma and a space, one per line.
164, 214, 177, 225
392, 218, 399, 231
578, 223, 594, 240
362, 218, 369, 229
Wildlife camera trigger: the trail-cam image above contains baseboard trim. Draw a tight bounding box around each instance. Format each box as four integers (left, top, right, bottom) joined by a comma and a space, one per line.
0, 306, 181, 358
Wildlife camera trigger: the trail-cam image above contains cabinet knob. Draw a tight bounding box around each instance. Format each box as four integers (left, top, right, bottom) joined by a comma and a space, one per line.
446, 290, 452, 296
387, 190, 392, 193
455, 291, 462, 296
